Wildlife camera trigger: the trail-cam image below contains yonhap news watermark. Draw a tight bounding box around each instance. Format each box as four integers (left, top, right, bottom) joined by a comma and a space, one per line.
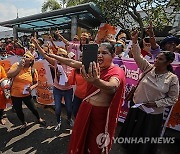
96, 133, 175, 149
113, 137, 175, 144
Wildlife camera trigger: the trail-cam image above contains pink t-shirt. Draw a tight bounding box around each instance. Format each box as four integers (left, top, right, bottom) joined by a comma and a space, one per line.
68, 42, 81, 60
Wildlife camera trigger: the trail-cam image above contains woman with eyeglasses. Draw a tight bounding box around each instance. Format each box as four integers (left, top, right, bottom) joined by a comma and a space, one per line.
32, 38, 74, 131
119, 30, 179, 154
114, 40, 125, 58
106, 34, 126, 58
7, 51, 45, 130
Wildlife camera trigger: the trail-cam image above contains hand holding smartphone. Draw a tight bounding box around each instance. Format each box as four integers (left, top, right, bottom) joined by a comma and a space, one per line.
82, 44, 98, 73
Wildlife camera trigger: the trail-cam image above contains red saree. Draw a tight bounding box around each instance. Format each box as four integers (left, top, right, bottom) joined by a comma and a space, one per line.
68, 65, 125, 154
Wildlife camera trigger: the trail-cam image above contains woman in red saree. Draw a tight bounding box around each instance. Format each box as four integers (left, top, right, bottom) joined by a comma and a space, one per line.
31, 38, 125, 153
68, 60, 125, 154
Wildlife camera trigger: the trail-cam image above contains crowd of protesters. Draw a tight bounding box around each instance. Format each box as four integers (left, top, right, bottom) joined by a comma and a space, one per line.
0, 21, 180, 154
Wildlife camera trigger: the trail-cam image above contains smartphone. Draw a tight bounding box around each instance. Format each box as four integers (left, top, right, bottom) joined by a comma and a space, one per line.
82, 44, 98, 73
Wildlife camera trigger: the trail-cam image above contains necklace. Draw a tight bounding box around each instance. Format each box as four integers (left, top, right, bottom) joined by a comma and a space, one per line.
155, 74, 164, 78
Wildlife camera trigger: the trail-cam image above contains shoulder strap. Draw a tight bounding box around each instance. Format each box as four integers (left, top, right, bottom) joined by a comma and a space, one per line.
31, 67, 35, 84
136, 67, 153, 89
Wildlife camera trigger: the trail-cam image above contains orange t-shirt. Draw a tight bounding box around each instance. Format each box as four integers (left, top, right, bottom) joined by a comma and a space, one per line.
0, 66, 7, 109
10, 62, 38, 97
68, 69, 88, 99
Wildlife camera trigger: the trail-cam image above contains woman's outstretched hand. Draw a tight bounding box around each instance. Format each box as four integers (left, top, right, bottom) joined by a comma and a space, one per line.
131, 29, 139, 44
145, 21, 154, 37
31, 37, 38, 46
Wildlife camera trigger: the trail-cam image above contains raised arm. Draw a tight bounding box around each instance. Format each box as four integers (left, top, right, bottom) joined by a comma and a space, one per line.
106, 34, 116, 45
31, 38, 55, 66
7, 61, 23, 78
131, 30, 152, 72
49, 35, 58, 52
55, 30, 70, 46
48, 53, 82, 69
145, 21, 159, 50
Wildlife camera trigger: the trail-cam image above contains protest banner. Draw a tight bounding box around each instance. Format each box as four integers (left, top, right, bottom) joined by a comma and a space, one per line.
0, 56, 19, 72
113, 58, 141, 122
33, 60, 54, 105
167, 97, 180, 131
95, 23, 120, 44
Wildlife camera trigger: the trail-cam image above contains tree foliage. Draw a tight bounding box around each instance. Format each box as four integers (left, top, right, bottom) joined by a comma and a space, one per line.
42, 0, 62, 12
66, 0, 179, 32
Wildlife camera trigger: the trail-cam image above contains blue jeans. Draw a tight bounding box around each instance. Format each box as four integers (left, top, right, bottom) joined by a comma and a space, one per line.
53, 87, 73, 123
73, 95, 83, 118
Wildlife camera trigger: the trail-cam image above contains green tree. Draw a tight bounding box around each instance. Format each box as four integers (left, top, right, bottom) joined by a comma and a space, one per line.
42, 0, 62, 12
67, 0, 179, 34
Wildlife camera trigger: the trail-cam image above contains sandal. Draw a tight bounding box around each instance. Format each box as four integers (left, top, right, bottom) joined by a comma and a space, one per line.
0, 119, 6, 125
38, 118, 46, 126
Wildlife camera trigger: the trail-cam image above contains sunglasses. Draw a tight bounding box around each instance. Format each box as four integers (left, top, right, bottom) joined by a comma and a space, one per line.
115, 43, 122, 47
23, 55, 30, 59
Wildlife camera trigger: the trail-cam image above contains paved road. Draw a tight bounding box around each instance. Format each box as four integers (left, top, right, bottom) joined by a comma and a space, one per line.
0, 104, 179, 154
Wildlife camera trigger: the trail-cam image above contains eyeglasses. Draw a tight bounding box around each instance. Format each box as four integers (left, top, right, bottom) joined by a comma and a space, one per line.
115, 43, 122, 47
23, 55, 30, 59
